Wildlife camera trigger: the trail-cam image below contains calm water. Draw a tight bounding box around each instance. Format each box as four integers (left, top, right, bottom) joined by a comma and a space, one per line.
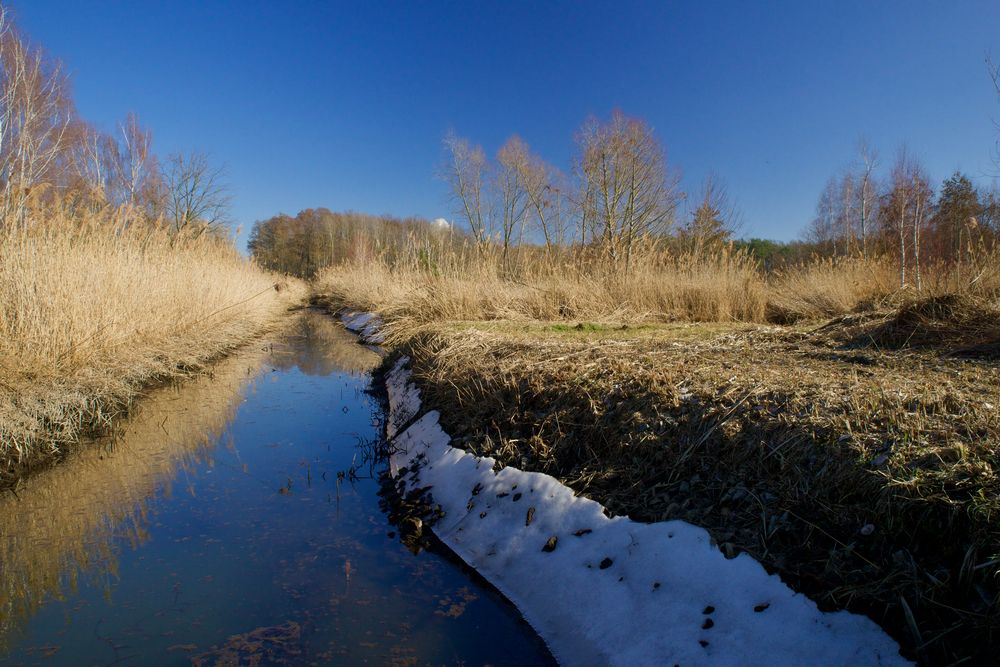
0, 311, 553, 666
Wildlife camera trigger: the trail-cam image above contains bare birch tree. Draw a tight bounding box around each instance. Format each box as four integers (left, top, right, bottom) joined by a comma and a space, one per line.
858, 139, 878, 258
0, 7, 76, 220
443, 130, 491, 252
885, 148, 933, 289
110, 113, 157, 209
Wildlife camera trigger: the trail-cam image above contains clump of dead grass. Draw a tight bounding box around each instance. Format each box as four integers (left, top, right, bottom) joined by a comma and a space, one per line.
856, 293, 1000, 358
765, 255, 898, 322
0, 201, 307, 478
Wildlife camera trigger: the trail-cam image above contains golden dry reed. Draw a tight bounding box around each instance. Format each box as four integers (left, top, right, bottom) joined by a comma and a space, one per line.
316, 234, 1000, 330
318, 244, 768, 327
0, 201, 306, 472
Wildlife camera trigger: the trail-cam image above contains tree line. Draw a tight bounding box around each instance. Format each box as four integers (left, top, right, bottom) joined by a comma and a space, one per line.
807, 142, 999, 288
248, 209, 462, 278
441, 110, 741, 278
0, 6, 229, 235
261, 55, 1000, 284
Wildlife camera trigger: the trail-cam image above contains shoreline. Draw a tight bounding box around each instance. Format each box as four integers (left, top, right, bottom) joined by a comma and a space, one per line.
1, 300, 307, 489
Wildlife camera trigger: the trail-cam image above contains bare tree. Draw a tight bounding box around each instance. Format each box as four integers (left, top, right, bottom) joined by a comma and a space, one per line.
110, 112, 158, 209
517, 151, 566, 261
164, 152, 230, 236
837, 171, 855, 252
495, 135, 531, 272
0, 7, 76, 220
990, 55, 1000, 172
808, 176, 839, 253
71, 122, 111, 202
857, 139, 878, 258
885, 148, 933, 289
443, 130, 491, 252
574, 110, 680, 276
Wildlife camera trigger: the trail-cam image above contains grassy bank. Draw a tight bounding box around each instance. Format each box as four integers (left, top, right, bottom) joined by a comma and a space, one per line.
0, 203, 306, 481
317, 253, 1000, 664
393, 317, 998, 664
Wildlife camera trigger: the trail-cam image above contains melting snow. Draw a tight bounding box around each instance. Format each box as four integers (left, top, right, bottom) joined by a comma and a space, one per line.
340, 310, 385, 344
352, 312, 909, 666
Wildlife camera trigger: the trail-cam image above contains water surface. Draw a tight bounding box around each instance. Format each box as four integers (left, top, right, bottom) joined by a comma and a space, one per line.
0, 310, 553, 666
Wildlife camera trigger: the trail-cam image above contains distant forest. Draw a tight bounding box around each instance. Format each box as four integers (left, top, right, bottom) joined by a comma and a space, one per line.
248, 209, 462, 278
247, 206, 828, 279
249, 121, 1000, 282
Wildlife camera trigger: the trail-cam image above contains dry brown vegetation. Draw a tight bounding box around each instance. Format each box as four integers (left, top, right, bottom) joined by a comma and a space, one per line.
316, 238, 1000, 665
318, 246, 770, 326
379, 317, 999, 665
316, 238, 1000, 330
0, 201, 306, 481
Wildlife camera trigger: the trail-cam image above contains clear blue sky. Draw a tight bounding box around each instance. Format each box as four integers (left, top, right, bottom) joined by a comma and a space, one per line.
13, 1, 1000, 245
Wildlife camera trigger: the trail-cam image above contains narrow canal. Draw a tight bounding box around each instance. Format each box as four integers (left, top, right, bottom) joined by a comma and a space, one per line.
0, 310, 554, 666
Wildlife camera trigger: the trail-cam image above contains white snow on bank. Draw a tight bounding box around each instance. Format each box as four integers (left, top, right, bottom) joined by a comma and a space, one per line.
339, 310, 385, 344
383, 356, 909, 667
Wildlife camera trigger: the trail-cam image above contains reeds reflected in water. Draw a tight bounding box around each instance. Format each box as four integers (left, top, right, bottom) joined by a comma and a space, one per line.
0, 336, 272, 648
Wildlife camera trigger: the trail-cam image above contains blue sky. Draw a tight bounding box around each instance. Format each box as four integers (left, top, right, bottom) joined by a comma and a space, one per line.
13, 1, 1000, 245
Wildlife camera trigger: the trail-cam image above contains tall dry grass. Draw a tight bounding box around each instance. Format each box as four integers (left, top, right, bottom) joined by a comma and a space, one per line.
765, 256, 899, 322
0, 202, 306, 474
317, 235, 1000, 331
318, 245, 768, 328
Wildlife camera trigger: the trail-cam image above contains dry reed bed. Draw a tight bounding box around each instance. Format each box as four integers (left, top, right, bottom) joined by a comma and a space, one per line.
318, 247, 1000, 328
0, 204, 306, 480
317, 249, 769, 325
396, 321, 999, 664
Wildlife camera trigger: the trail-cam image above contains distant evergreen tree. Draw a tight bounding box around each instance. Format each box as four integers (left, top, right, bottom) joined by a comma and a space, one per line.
933, 172, 979, 261
679, 174, 735, 255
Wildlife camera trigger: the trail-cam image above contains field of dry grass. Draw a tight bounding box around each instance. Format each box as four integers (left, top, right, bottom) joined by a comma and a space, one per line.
317, 244, 1000, 665
316, 242, 1000, 329
0, 202, 307, 481
317, 247, 769, 326
383, 314, 998, 665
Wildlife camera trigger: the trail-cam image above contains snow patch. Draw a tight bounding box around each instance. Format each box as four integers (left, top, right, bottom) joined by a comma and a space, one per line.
339, 310, 385, 344
385, 362, 909, 667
